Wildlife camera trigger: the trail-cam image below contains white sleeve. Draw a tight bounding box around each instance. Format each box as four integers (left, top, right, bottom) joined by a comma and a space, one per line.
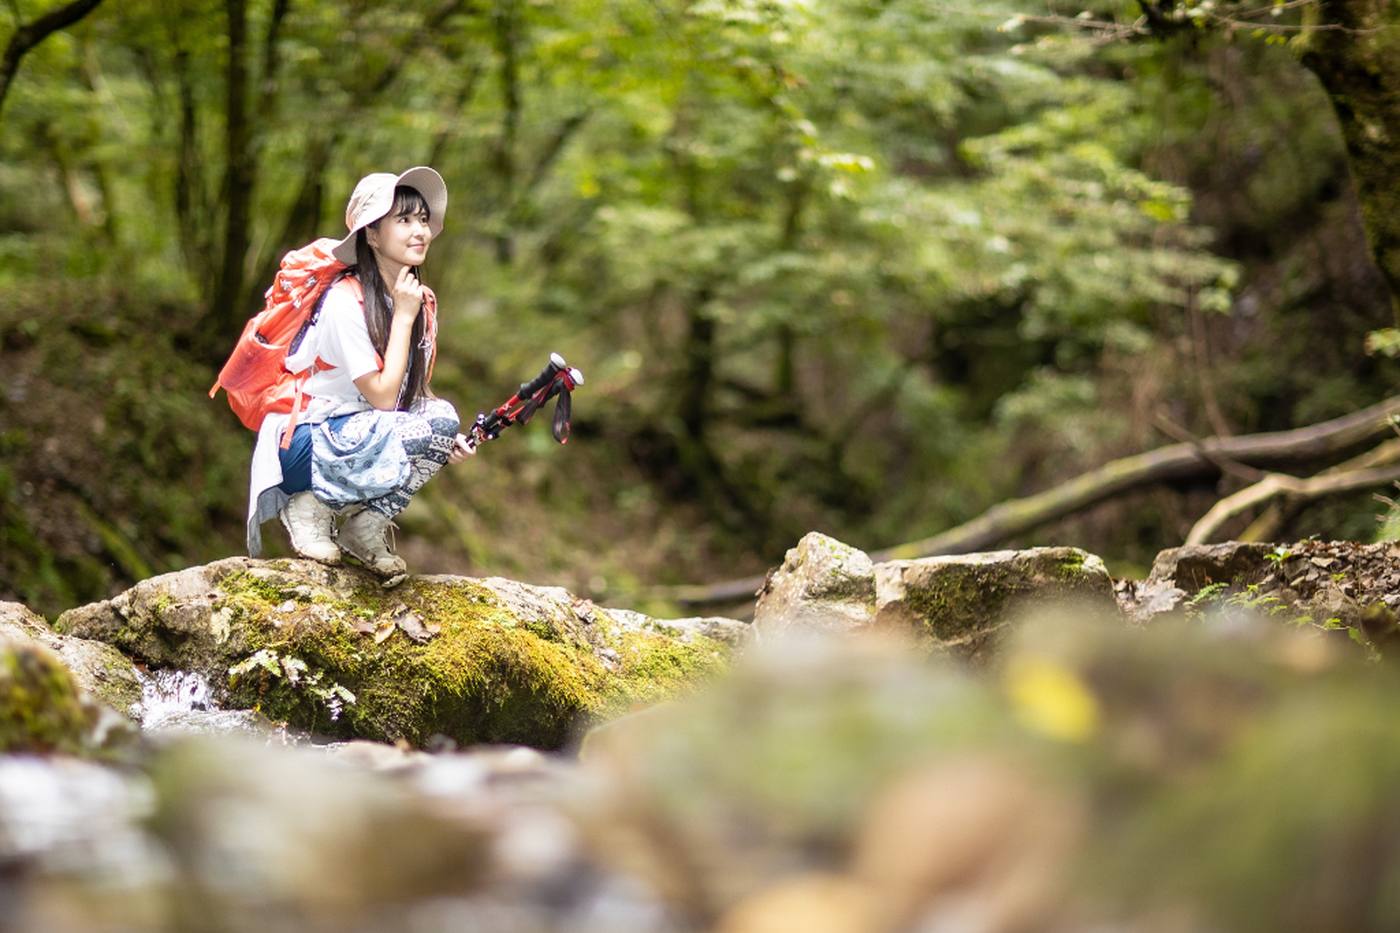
316, 283, 381, 381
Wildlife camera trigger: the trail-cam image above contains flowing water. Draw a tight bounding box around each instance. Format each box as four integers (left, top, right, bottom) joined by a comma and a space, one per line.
130, 668, 312, 744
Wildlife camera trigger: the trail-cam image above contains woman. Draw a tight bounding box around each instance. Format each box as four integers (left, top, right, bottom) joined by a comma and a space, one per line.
245, 166, 472, 586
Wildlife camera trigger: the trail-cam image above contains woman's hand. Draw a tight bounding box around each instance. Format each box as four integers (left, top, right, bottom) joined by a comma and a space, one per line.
391, 265, 424, 321
447, 433, 476, 465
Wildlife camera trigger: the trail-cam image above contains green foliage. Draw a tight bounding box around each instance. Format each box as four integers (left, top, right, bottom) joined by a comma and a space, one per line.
1, 0, 1395, 602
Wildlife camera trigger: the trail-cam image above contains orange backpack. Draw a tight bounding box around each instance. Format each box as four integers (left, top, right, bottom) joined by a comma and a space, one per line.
209, 237, 437, 449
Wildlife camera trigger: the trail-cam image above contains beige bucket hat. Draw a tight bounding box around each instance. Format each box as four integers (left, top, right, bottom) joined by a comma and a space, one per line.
331, 166, 448, 265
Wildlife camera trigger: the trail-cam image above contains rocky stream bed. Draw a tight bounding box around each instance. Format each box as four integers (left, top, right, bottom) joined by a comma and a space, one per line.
4, 534, 1400, 931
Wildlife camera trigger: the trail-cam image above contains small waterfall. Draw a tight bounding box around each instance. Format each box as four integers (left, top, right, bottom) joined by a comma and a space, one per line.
131, 668, 310, 745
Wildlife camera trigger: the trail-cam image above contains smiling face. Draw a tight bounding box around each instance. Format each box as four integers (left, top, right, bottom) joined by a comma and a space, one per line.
365, 186, 433, 269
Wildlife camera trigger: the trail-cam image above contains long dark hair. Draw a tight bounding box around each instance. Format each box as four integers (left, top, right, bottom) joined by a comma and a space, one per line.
352, 185, 431, 410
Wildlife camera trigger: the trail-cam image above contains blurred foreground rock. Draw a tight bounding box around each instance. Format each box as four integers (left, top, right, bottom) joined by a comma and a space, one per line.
55, 558, 743, 749
1, 738, 678, 933
581, 616, 1400, 932
5, 602, 1400, 931
755, 532, 1115, 658
0, 601, 141, 712
0, 636, 134, 758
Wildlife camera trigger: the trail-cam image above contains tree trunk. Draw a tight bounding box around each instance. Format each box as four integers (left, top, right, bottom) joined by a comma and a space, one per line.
1299, 0, 1400, 317
211, 0, 254, 337
491, 0, 521, 266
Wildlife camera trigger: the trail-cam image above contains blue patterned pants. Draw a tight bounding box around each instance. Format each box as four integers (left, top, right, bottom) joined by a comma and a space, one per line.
281, 398, 460, 518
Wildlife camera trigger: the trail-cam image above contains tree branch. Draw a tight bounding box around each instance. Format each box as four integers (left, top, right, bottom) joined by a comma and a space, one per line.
0, 0, 105, 121
1237, 436, 1400, 541
1186, 439, 1400, 545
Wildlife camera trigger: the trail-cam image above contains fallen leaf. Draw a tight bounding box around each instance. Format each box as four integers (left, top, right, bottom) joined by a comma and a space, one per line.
395, 608, 434, 643
374, 620, 397, 644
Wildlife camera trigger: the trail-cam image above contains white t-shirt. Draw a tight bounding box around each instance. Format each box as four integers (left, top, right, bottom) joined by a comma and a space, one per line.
284, 279, 382, 411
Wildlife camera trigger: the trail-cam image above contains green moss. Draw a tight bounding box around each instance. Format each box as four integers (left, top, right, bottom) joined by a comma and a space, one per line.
0, 643, 94, 755
901, 565, 1005, 642
219, 569, 305, 607
1056, 550, 1088, 579
84, 646, 144, 713
118, 567, 733, 750
593, 611, 730, 713
222, 579, 603, 747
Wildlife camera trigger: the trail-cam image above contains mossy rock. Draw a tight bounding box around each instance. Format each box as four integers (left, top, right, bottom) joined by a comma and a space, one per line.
1, 600, 142, 713
0, 640, 98, 755
56, 558, 742, 749
874, 547, 1117, 660
752, 535, 1117, 659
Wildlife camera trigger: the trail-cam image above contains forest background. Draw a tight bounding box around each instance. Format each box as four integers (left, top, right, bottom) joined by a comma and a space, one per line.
2, 0, 1397, 620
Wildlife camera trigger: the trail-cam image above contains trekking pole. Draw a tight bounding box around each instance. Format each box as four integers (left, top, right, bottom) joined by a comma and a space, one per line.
464, 352, 584, 452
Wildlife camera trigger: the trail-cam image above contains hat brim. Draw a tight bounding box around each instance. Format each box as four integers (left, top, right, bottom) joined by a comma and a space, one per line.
332, 166, 448, 265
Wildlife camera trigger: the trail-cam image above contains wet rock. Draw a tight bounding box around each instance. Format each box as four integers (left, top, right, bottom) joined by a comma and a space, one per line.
0, 601, 141, 713
56, 558, 737, 749
0, 738, 679, 933
0, 754, 160, 916
7, 611, 1400, 932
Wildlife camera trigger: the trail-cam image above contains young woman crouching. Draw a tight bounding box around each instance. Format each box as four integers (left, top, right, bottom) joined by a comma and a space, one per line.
245, 166, 472, 586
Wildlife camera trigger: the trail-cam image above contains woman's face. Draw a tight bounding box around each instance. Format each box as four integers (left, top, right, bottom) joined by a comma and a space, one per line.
366, 205, 432, 267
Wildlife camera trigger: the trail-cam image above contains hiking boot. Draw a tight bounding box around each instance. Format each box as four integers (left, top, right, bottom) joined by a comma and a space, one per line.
337, 507, 408, 587
280, 492, 341, 564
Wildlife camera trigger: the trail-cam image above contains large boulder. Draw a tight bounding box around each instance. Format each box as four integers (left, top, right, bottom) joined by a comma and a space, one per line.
56, 558, 744, 749
0, 601, 142, 713
753, 533, 1116, 658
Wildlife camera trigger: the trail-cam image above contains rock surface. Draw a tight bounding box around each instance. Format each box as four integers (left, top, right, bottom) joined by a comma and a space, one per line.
1119, 540, 1400, 654
874, 547, 1116, 659
55, 558, 742, 749
754, 533, 1115, 657
7, 539, 1400, 931
0, 639, 130, 757
0, 601, 142, 712
754, 533, 877, 636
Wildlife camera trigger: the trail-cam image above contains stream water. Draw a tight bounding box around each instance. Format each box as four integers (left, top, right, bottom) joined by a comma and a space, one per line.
130, 668, 312, 744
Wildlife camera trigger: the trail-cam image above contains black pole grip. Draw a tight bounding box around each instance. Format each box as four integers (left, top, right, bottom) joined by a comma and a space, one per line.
516, 352, 565, 402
